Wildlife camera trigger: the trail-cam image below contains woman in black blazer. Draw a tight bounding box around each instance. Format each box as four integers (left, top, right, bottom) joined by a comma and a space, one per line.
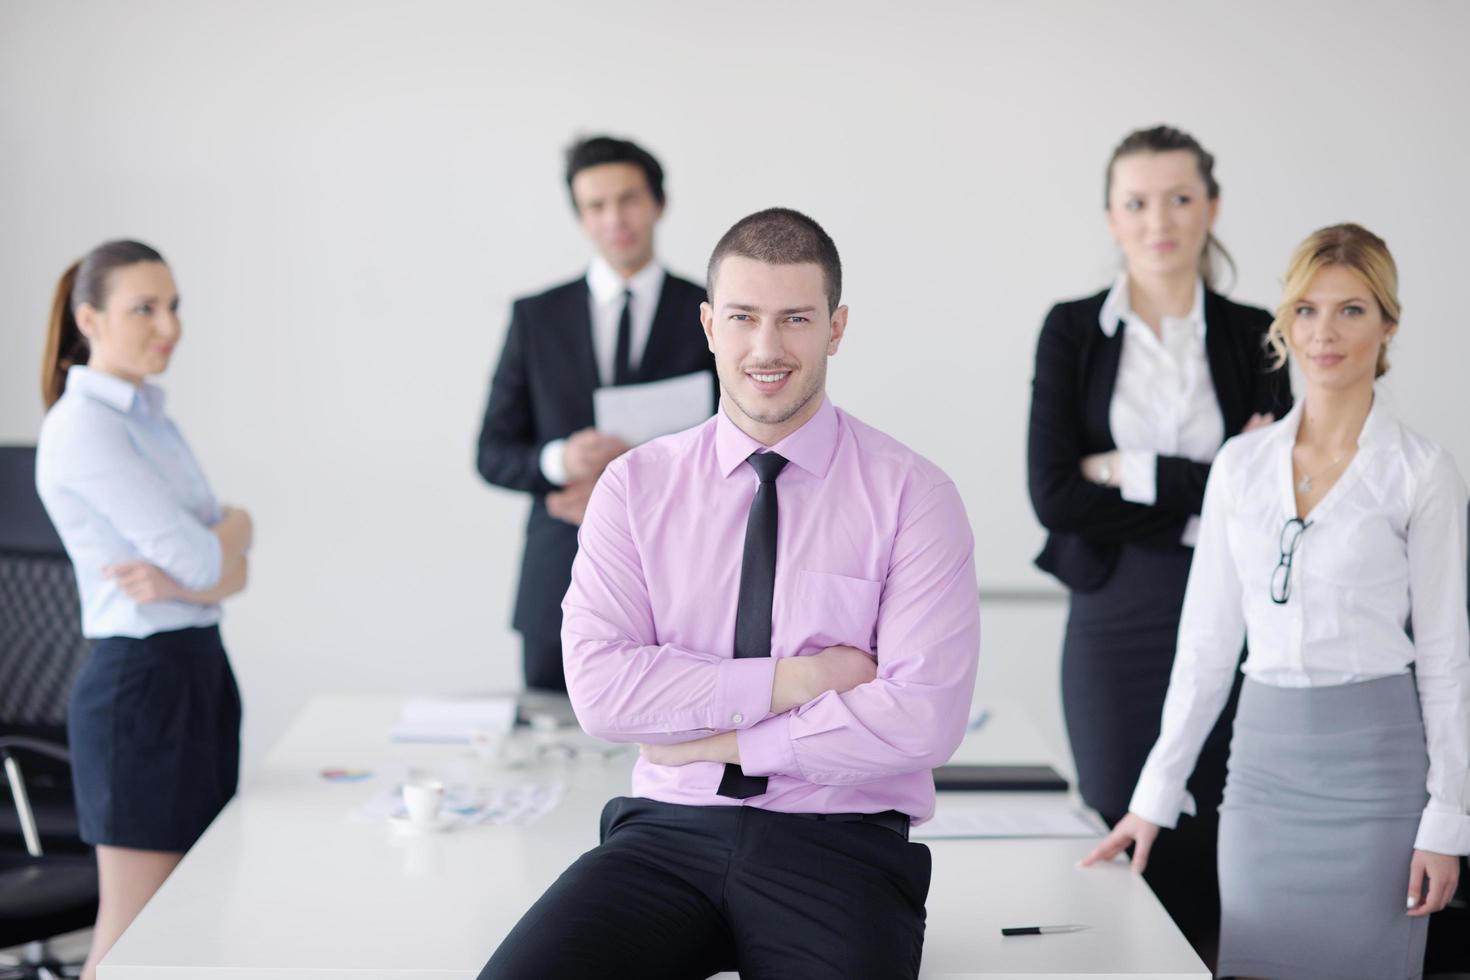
1027, 125, 1291, 963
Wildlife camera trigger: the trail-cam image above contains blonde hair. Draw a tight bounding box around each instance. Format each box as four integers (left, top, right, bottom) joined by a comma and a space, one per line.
1267, 223, 1399, 378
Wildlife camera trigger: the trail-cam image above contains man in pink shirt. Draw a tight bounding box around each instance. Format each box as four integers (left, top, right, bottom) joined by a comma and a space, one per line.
480, 208, 980, 980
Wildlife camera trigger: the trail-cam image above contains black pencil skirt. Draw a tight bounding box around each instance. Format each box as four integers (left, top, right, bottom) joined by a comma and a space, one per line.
67, 624, 241, 852
1061, 543, 1240, 960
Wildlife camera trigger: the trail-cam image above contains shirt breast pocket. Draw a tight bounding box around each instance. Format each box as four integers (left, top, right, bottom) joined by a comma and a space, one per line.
1225, 504, 1279, 594
788, 570, 882, 656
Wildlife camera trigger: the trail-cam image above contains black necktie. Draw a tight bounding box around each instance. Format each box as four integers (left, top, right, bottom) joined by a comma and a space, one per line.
717, 451, 789, 799
613, 288, 634, 386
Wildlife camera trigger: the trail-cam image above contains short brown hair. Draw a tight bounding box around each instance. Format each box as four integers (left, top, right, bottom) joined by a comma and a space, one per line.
1267, 223, 1399, 378
564, 135, 665, 210
706, 208, 842, 313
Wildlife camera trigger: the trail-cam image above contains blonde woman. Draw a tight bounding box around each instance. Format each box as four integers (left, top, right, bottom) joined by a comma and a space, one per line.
1084, 224, 1469, 980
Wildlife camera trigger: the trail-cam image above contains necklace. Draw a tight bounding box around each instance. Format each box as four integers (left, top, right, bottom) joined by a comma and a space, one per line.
1293, 448, 1351, 494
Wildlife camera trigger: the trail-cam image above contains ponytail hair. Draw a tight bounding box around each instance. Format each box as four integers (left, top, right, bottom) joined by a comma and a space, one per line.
41, 240, 166, 408
42, 261, 85, 408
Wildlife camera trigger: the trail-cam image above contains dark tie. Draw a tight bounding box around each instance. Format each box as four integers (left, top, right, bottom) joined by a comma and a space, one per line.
717, 450, 789, 799
613, 288, 634, 386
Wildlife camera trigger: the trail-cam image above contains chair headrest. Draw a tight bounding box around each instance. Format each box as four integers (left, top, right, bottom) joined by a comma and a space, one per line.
0, 446, 66, 557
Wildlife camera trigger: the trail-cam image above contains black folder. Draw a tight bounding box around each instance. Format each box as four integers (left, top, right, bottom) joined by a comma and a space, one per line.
933, 764, 1069, 792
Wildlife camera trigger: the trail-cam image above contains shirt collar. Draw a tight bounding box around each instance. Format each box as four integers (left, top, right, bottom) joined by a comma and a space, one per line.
587, 254, 666, 308
66, 364, 164, 416
1358, 391, 1399, 451
715, 396, 839, 480
1097, 273, 1206, 339
1270, 387, 1400, 453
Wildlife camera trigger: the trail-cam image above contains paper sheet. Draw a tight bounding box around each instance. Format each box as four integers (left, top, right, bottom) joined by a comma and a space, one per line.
390, 697, 517, 742
357, 782, 563, 827
913, 807, 1102, 840
593, 371, 713, 446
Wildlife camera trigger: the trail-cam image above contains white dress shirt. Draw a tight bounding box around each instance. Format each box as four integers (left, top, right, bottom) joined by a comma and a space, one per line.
539, 257, 668, 486
1130, 394, 1470, 855
1099, 274, 1224, 546
35, 366, 224, 639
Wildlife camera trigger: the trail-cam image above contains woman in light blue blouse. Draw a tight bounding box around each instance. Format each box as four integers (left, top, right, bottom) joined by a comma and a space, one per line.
36, 240, 253, 980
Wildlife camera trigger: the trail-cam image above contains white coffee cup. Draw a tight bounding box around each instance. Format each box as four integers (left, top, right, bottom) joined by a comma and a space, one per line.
401, 780, 445, 826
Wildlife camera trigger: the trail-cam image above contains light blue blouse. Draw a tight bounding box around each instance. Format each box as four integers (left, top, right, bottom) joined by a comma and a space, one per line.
36, 366, 224, 639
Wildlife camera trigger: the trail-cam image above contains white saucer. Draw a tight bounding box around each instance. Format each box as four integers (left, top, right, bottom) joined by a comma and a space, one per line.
387, 813, 457, 835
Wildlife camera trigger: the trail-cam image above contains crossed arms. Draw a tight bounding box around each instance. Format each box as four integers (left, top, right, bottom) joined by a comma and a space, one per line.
562, 460, 980, 786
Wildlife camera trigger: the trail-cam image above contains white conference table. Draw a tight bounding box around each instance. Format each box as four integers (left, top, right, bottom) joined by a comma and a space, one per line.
102, 697, 1207, 979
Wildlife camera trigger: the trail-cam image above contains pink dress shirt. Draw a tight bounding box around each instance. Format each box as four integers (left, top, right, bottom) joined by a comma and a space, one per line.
562, 397, 980, 822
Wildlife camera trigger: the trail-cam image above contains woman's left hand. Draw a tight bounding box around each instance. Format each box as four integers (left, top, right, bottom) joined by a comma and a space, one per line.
1407, 849, 1461, 916
103, 560, 184, 604
1080, 450, 1122, 487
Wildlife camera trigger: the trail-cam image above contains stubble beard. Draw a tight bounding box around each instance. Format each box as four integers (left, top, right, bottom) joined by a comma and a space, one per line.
721, 358, 826, 429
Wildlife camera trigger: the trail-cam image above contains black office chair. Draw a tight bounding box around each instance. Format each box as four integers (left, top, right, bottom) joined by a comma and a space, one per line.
0, 446, 97, 979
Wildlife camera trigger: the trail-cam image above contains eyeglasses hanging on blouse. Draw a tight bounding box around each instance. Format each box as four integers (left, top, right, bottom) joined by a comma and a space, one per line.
1270, 516, 1312, 605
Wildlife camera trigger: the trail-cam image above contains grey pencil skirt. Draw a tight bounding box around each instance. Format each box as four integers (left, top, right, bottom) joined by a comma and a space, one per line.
1217, 673, 1430, 980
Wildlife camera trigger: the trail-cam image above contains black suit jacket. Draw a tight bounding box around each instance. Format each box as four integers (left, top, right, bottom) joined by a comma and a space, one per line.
477, 271, 716, 640
1027, 287, 1293, 593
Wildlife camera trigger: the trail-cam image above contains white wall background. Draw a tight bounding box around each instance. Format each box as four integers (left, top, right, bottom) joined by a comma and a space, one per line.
3, 0, 1466, 775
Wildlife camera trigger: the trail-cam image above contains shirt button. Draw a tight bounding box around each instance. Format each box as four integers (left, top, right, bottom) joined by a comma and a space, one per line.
732, 713, 744, 724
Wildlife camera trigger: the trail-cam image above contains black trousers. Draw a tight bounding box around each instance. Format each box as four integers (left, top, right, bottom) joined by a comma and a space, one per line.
480, 797, 932, 980
1062, 544, 1239, 966
521, 632, 566, 693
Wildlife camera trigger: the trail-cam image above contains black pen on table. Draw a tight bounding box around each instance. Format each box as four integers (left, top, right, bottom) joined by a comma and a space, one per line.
1001, 924, 1089, 936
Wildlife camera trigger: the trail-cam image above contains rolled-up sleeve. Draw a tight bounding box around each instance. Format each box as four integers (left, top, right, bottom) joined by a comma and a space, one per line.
737, 480, 980, 784
563, 459, 776, 743
57, 418, 222, 592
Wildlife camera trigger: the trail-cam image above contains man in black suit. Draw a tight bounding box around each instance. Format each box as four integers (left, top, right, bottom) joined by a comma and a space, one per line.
477, 136, 715, 691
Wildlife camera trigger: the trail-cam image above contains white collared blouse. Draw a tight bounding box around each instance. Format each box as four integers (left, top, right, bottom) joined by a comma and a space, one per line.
1099, 274, 1224, 545
36, 366, 224, 639
1130, 394, 1470, 855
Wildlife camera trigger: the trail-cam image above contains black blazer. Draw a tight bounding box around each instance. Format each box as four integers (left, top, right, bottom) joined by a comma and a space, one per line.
476, 272, 716, 640
1027, 287, 1293, 593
